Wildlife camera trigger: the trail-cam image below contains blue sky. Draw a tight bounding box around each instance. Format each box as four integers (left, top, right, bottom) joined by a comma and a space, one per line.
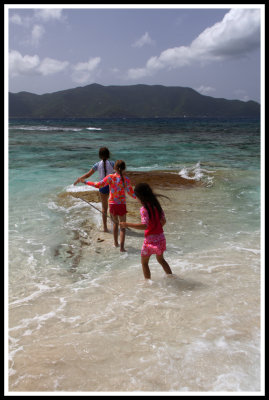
6, 5, 263, 102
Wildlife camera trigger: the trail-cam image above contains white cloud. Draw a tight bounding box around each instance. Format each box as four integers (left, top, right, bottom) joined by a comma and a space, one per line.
9, 8, 65, 27
127, 8, 260, 79
196, 85, 216, 96
37, 58, 69, 76
10, 14, 25, 26
9, 50, 101, 82
73, 57, 101, 72
191, 8, 260, 60
9, 50, 69, 77
132, 32, 154, 48
9, 50, 40, 76
34, 9, 65, 22
31, 24, 45, 46
72, 57, 101, 84
9, 9, 66, 47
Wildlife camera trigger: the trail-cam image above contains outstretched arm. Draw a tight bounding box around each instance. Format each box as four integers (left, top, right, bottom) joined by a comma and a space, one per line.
74, 169, 95, 185
83, 175, 111, 188
120, 222, 146, 230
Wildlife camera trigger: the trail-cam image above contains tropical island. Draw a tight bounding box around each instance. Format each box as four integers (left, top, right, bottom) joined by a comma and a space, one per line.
9, 83, 260, 119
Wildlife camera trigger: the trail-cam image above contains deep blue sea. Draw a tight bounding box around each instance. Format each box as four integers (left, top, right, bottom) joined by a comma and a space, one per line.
8, 117, 262, 393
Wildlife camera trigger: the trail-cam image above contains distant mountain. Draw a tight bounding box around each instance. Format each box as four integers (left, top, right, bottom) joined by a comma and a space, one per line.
9, 83, 260, 118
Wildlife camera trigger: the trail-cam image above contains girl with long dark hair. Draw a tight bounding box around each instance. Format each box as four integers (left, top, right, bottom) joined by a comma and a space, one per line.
120, 182, 172, 280
74, 147, 114, 232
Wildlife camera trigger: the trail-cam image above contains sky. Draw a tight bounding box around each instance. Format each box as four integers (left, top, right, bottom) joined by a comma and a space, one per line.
6, 4, 264, 103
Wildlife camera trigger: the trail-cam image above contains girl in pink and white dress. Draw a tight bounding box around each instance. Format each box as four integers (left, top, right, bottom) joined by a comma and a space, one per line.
120, 183, 172, 280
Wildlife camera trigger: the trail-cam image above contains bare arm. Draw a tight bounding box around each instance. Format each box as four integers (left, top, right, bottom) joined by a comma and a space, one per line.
120, 222, 146, 230
74, 169, 95, 185
83, 175, 111, 188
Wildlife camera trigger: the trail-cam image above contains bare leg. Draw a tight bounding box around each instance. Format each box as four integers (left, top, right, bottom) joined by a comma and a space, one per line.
141, 255, 151, 279
156, 253, 172, 275
118, 214, 126, 252
111, 215, 119, 247
99, 192, 109, 232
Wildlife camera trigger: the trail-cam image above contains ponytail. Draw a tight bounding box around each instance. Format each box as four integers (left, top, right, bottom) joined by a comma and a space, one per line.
103, 159, 107, 177
115, 160, 126, 188
99, 147, 110, 177
119, 169, 125, 188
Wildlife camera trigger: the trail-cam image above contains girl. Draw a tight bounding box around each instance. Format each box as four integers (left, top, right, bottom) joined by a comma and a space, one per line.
82, 160, 136, 252
74, 147, 114, 232
120, 183, 172, 280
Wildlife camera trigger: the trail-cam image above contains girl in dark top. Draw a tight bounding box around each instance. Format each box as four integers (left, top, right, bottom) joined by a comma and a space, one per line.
74, 147, 114, 232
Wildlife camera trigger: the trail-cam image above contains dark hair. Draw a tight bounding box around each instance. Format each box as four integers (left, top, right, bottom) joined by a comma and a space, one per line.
99, 147, 110, 177
115, 160, 126, 188
134, 182, 168, 220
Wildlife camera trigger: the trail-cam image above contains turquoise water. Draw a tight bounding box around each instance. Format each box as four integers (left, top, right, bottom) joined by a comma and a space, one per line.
8, 118, 262, 393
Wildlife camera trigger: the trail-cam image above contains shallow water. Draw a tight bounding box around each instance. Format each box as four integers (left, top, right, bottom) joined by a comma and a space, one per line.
7, 118, 262, 393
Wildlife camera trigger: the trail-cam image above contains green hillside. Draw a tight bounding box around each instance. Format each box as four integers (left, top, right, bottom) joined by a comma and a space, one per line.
9, 83, 260, 118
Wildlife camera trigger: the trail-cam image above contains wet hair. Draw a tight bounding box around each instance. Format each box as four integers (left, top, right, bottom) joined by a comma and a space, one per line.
114, 160, 126, 188
99, 147, 110, 177
134, 182, 168, 220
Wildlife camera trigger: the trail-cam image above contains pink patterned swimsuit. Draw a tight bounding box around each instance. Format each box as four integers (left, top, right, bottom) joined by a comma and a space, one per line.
140, 205, 166, 257
85, 173, 136, 205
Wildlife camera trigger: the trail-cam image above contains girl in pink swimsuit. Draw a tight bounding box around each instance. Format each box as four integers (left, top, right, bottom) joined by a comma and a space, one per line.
83, 160, 136, 252
120, 183, 172, 280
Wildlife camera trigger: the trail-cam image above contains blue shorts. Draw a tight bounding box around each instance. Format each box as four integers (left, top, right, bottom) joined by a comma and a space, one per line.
99, 185, 109, 195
